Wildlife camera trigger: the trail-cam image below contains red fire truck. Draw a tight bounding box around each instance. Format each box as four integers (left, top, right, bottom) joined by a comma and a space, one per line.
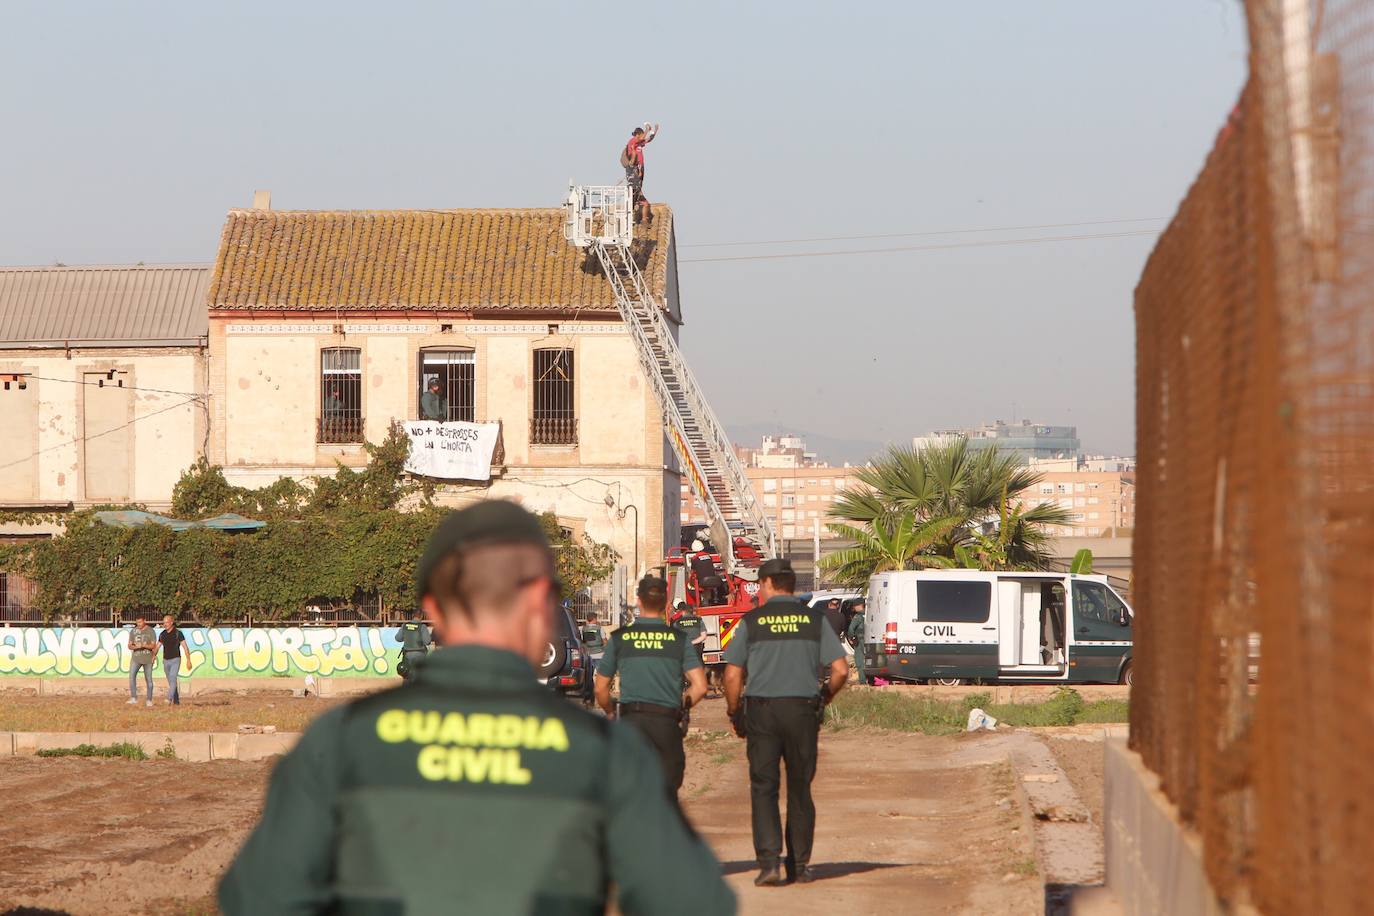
665, 535, 767, 688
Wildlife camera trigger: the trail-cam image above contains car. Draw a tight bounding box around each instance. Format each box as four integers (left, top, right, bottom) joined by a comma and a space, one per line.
536, 604, 595, 703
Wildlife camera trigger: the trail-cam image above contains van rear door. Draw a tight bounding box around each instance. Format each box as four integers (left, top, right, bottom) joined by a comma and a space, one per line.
911, 577, 999, 680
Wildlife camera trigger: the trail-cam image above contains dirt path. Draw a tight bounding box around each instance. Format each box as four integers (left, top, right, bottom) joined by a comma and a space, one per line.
682, 700, 1043, 915
0, 698, 1050, 915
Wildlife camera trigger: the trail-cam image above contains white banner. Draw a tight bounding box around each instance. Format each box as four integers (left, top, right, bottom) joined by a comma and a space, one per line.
402, 421, 500, 480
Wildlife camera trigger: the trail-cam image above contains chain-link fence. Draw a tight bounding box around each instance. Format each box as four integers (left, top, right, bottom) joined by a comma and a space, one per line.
1131, 2, 1374, 912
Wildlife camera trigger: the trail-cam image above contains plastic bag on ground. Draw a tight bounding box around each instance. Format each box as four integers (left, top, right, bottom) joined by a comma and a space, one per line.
966, 708, 998, 732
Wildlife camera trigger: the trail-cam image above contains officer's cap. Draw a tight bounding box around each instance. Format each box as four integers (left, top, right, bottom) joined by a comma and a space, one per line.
416, 500, 551, 597
757, 558, 794, 580
637, 574, 669, 598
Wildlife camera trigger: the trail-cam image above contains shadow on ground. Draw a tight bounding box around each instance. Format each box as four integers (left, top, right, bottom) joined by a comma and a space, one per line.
720, 860, 908, 880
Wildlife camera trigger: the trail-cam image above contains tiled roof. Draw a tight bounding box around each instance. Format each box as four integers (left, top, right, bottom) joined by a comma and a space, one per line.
208, 207, 674, 313
0, 264, 211, 346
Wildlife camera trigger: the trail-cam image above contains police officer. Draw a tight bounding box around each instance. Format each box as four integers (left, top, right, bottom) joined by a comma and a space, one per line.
397, 607, 432, 682
670, 600, 707, 666
219, 501, 735, 914
722, 558, 847, 886
594, 577, 707, 805
846, 599, 868, 685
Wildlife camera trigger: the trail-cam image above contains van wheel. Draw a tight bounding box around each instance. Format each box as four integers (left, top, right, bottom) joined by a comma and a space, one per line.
933, 677, 964, 687
1119, 662, 1133, 687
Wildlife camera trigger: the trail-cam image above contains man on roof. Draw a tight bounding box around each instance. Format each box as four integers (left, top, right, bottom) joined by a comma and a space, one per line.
621, 122, 659, 226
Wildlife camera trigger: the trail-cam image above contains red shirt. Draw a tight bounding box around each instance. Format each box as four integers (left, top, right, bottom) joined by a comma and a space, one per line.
625, 136, 647, 168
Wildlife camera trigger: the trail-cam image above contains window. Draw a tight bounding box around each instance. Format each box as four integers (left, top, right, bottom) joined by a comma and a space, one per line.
319, 348, 362, 443
1072, 580, 1129, 625
763, 479, 777, 492
783, 525, 797, 539
1039, 483, 1054, 495
763, 493, 778, 508
1056, 483, 1071, 494
807, 479, 817, 487
782, 509, 795, 521
781, 494, 796, 508
532, 349, 576, 445
1075, 483, 1086, 493
916, 580, 991, 624
782, 478, 795, 492
418, 349, 475, 422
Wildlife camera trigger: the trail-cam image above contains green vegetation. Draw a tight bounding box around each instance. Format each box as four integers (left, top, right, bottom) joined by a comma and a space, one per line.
36, 742, 149, 760
820, 441, 1073, 587
824, 687, 1127, 735
0, 427, 616, 624
156, 738, 178, 760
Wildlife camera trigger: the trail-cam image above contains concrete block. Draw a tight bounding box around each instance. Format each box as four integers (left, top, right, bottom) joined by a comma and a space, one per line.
0, 677, 41, 695
1103, 738, 1225, 916
209, 732, 239, 760
16, 732, 93, 754
237, 733, 300, 760
0, 732, 13, 755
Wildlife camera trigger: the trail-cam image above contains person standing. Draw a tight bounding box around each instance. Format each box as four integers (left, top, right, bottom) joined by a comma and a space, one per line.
846, 601, 868, 685
594, 577, 708, 805
621, 123, 659, 225
158, 615, 192, 705
723, 558, 848, 886
219, 500, 734, 915
398, 608, 433, 682
670, 600, 707, 666
420, 378, 447, 422
821, 598, 845, 638
126, 616, 158, 707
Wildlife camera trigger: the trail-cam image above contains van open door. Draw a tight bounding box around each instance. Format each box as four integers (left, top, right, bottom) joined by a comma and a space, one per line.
995, 576, 1069, 679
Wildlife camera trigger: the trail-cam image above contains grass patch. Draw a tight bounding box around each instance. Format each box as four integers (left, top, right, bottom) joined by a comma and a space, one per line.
36, 741, 148, 760
156, 738, 178, 760
826, 687, 1127, 735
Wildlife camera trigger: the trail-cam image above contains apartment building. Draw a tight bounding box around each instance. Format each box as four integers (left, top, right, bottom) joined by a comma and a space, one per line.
1014, 469, 1136, 537
682, 465, 862, 541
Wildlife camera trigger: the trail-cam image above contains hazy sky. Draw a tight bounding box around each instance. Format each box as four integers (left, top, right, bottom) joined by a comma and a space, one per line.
0, 1, 1246, 460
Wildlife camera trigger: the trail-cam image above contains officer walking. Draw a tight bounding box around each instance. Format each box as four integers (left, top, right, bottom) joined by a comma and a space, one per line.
219, 501, 735, 915
595, 577, 707, 805
397, 607, 432, 682
722, 558, 848, 886
846, 599, 868, 685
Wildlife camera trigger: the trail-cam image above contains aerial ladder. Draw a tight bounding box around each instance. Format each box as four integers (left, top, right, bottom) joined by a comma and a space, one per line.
563, 184, 777, 585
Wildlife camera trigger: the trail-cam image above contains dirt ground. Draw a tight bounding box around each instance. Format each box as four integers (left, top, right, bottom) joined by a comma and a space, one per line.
0, 698, 1063, 915
0, 694, 344, 734
1046, 737, 1107, 829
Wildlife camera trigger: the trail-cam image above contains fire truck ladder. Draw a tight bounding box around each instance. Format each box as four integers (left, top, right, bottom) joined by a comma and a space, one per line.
563, 184, 776, 573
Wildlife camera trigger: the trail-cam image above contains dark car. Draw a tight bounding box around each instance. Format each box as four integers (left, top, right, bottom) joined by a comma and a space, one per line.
537, 604, 595, 703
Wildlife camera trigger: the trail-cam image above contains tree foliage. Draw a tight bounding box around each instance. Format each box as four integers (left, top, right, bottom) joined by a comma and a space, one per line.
4, 427, 617, 623
820, 441, 1072, 588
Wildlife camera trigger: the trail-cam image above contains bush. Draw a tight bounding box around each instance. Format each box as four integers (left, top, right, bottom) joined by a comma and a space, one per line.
36, 742, 148, 760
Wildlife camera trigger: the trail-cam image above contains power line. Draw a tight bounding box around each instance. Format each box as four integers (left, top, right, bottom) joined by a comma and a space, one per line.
679, 216, 1170, 249
678, 228, 1161, 264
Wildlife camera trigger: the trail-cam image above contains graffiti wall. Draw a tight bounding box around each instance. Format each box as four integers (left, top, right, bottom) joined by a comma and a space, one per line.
0, 627, 402, 678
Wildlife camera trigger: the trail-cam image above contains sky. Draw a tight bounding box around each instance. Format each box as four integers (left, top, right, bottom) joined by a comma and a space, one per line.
0, 1, 1247, 462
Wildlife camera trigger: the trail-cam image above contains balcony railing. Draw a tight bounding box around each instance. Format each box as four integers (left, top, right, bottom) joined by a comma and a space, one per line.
318, 413, 365, 444
531, 416, 578, 446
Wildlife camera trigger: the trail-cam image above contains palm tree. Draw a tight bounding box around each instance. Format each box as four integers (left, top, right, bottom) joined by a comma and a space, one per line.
821, 440, 1072, 584
822, 512, 960, 588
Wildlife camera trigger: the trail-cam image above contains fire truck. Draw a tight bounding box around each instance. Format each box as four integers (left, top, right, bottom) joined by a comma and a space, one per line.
564, 184, 778, 679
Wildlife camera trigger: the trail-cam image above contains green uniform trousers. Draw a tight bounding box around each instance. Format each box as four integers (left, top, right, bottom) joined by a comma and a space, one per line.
621, 704, 687, 799
744, 697, 821, 871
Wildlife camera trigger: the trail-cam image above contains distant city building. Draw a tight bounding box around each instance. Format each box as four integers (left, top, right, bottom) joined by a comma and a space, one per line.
682, 464, 860, 542
1012, 468, 1135, 538
1029, 454, 1136, 474
736, 433, 824, 469
914, 419, 1081, 464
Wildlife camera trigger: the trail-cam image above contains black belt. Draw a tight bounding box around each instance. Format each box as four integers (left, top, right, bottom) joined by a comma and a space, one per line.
746, 696, 818, 705
620, 702, 680, 716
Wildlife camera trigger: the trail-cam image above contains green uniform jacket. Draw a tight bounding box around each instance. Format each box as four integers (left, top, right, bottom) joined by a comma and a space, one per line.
722, 596, 845, 697
399, 620, 432, 652
219, 645, 735, 915
595, 616, 702, 708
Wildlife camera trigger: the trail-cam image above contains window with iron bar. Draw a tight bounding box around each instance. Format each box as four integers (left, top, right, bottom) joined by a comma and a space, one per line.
418, 349, 476, 422
531, 348, 576, 445
319, 348, 363, 443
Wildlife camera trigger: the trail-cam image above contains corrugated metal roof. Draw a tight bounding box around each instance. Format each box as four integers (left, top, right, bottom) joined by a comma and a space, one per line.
0, 263, 211, 346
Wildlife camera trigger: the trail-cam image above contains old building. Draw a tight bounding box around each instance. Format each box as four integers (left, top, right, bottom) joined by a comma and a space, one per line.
0, 264, 210, 509
205, 197, 684, 574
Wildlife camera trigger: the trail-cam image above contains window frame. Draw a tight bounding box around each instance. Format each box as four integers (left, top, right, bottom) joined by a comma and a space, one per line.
418, 347, 477, 423
531, 347, 577, 445
915, 580, 992, 624
318, 347, 364, 444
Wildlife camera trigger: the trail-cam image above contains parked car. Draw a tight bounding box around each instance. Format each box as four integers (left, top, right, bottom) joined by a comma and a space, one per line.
536, 604, 595, 703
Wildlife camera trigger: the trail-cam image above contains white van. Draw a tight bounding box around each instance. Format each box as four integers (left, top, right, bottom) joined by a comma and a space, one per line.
861, 570, 1134, 685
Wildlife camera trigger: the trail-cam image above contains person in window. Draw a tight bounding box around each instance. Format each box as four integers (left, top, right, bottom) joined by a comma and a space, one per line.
420, 378, 447, 422
323, 386, 346, 441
